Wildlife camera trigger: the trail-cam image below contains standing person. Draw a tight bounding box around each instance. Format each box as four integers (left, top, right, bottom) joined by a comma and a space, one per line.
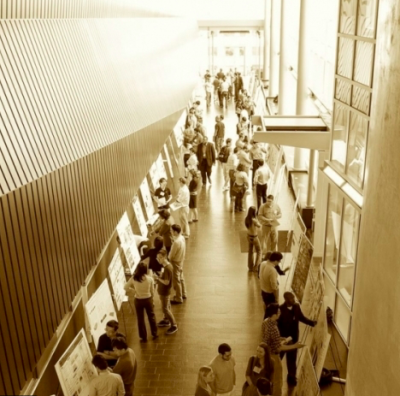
214, 115, 226, 154
237, 145, 252, 175
169, 224, 187, 304
254, 160, 272, 210
257, 195, 282, 252
209, 343, 236, 396
112, 338, 137, 396
278, 292, 316, 386
89, 355, 125, 396
187, 148, 199, 173
185, 107, 197, 129
205, 77, 213, 107
262, 304, 305, 396
259, 252, 283, 314
220, 78, 230, 108
217, 68, 225, 79
197, 136, 216, 186
152, 209, 174, 253
124, 263, 158, 342
195, 366, 215, 396
219, 139, 233, 191
175, 177, 190, 239
189, 172, 200, 223
237, 117, 249, 137
242, 343, 274, 396
153, 178, 172, 210
250, 142, 266, 186
244, 206, 262, 272
155, 249, 178, 335
234, 72, 244, 102
233, 164, 249, 212
141, 236, 163, 276
97, 320, 125, 367
225, 146, 238, 193
213, 76, 221, 98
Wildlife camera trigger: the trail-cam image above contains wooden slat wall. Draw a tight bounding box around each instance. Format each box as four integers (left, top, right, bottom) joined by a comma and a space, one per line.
0, 15, 198, 395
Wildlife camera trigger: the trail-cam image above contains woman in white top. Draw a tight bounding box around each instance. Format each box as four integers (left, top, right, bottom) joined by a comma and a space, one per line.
175, 177, 191, 239
124, 262, 158, 342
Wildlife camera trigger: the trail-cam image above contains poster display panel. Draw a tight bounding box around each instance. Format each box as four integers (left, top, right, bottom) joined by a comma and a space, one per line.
55, 329, 97, 396
291, 234, 314, 303
296, 347, 321, 396
156, 154, 168, 181
139, 177, 155, 219
149, 161, 161, 189
132, 196, 148, 237
164, 143, 174, 178
85, 279, 117, 346
108, 249, 126, 311
291, 213, 307, 264
301, 267, 325, 321
310, 303, 331, 380
173, 110, 186, 148
116, 212, 135, 246
122, 241, 141, 273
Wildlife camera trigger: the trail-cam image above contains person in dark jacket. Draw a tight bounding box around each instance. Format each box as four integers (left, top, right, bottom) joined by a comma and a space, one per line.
197, 136, 216, 185
277, 292, 316, 386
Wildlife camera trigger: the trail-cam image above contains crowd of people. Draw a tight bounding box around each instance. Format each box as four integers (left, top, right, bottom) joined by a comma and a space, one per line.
88, 69, 317, 396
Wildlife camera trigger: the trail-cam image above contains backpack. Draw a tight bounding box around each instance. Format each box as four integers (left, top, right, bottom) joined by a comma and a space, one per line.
218, 146, 230, 163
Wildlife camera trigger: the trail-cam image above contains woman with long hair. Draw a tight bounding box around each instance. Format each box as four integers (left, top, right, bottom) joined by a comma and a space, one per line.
124, 262, 158, 343
244, 206, 262, 272
195, 366, 215, 396
242, 343, 274, 396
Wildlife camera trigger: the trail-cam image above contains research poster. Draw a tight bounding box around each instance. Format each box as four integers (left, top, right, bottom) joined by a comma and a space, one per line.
55, 329, 97, 396
132, 196, 148, 237
291, 234, 314, 303
296, 347, 321, 396
139, 177, 155, 219
291, 213, 307, 262
164, 143, 174, 178
302, 268, 325, 321
149, 161, 161, 189
157, 153, 168, 181
85, 279, 117, 346
108, 249, 126, 311
173, 111, 186, 148
122, 241, 141, 273
116, 212, 135, 246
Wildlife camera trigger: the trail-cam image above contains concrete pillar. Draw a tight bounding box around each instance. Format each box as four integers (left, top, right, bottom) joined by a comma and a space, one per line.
269, 0, 280, 97
346, 2, 400, 395
263, 0, 270, 81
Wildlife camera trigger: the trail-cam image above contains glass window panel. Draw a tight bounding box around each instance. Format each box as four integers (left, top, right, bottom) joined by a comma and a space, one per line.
335, 294, 351, 343
324, 186, 342, 284
335, 79, 351, 105
339, 0, 356, 35
337, 201, 360, 307
324, 274, 336, 313
225, 47, 234, 56
351, 85, 371, 115
337, 38, 354, 79
357, 0, 377, 38
354, 41, 374, 86
331, 104, 349, 170
346, 112, 368, 187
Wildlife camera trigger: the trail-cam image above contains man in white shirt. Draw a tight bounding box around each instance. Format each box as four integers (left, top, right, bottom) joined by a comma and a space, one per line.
220, 78, 230, 108
254, 160, 272, 210
209, 343, 236, 396
175, 177, 190, 239
257, 195, 282, 252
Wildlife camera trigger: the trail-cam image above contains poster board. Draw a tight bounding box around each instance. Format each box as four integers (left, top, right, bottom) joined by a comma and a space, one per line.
156, 154, 168, 181
121, 241, 141, 273
139, 177, 155, 219
291, 234, 314, 303
55, 329, 97, 396
108, 249, 126, 311
132, 196, 148, 237
164, 143, 174, 178
149, 161, 161, 189
272, 164, 286, 200
301, 267, 325, 322
173, 110, 186, 148
291, 213, 307, 263
116, 212, 135, 246
296, 347, 321, 396
310, 303, 331, 380
85, 279, 117, 346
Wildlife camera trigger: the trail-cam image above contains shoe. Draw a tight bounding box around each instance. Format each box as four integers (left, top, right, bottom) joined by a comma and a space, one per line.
158, 319, 171, 327
183, 296, 187, 300
193, 219, 198, 222
152, 335, 159, 340
171, 300, 183, 305
188, 221, 193, 224
208, 178, 212, 185
140, 339, 147, 343
166, 326, 178, 335
287, 377, 297, 386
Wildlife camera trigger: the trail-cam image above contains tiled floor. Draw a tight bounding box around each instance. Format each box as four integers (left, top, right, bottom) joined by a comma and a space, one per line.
119, 88, 341, 396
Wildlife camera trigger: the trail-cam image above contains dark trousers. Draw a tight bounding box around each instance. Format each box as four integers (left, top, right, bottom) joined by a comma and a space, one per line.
261, 290, 277, 319
256, 183, 268, 210
280, 346, 298, 381
200, 159, 212, 184
134, 297, 157, 341
234, 187, 245, 211
252, 160, 261, 185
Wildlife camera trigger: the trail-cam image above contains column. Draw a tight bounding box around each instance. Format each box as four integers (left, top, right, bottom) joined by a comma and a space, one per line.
263, 0, 270, 81
346, 2, 400, 395
269, 0, 280, 97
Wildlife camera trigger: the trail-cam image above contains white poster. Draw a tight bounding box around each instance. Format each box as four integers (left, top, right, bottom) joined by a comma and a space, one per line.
85, 279, 117, 346
139, 177, 155, 219
108, 249, 126, 311
55, 329, 97, 396
173, 111, 186, 148
121, 241, 141, 273
302, 268, 325, 322
164, 143, 174, 178
116, 212, 135, 246
132, 196, 148, 237
149, 161, 161, 189
296, 347, 321, 396
156, 154, 168, 181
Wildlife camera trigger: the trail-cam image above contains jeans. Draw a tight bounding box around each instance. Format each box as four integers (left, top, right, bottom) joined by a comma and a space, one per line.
280, 346, 298, 382
178, 206, 190, 237
158, 294, 176, 326
271, 353, 283, 396
171, 261, 186, 302
261, 225, 278, 252
256, 183, 268, 210
134, 297, 158, 340
247, 235, 261, 271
